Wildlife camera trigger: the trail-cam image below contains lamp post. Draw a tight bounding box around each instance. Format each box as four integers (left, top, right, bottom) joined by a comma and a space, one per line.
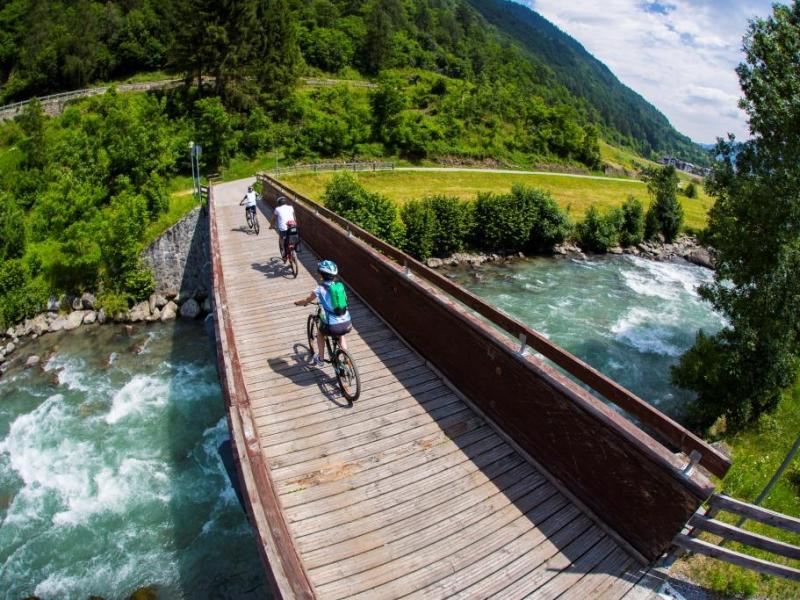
189, 141, 202, 201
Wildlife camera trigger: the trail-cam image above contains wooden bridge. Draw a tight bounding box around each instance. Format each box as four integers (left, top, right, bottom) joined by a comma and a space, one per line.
208, 176, 733, 599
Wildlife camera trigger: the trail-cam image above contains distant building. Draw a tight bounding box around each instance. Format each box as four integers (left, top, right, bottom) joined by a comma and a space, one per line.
657, 155, 712, 177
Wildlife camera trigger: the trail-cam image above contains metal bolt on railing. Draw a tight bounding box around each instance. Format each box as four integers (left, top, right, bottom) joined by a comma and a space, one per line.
518, 333, 528, 356
683, 450, 703, 476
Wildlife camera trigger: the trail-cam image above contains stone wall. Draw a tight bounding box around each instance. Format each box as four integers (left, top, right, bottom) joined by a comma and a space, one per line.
141, 206, 211, 301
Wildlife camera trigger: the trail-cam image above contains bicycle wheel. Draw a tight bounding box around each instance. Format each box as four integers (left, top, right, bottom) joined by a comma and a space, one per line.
333, 348, 361, 402
253, 214, 260, 235
289, 249, 299, 278
306, 315, 317, 358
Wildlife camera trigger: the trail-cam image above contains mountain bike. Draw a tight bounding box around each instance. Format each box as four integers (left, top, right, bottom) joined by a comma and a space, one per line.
281, 222, 300, 278
246, 206, 260, 235
306, 303, 361, 402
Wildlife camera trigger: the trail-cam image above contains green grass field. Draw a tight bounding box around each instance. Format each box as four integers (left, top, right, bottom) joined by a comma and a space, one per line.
280, 169, 714, 230
678, 381, 800, 599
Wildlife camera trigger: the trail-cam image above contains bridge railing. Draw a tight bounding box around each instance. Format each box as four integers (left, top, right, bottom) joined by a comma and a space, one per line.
208, 185, 315, 599
0, 79, 186, 120
257, 172, 730, 480
675, 494, 800, 581
273, 161, 395, 177
257, 172, 723, 562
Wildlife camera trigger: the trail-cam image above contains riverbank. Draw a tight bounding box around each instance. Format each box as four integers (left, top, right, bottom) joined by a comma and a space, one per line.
0, 206, 212, 375
424, 234, 715, 271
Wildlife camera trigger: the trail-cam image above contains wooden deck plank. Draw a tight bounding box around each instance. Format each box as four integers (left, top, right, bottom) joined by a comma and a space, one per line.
212, 179, 650, 600
277, 426, 500, 506
293, 456, 534, 545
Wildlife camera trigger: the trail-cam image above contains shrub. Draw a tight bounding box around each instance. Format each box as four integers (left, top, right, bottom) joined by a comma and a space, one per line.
323, 173, 405, 246
400, 199, 436, 260
97, 290, 131, 317
516, 185, 571, 253
470, 185, 570, 254
643, 165, 683, 242
684, 182, 697, 198
426, 195, 473, 257
577, 205, 622, 253
0, 260, 49, 328
619, 196, 645, 246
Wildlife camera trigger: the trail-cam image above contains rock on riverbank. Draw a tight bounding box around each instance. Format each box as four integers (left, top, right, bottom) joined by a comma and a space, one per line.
1, 207, 213, 371
0, 292, 212, 369
424, 235, 715, 270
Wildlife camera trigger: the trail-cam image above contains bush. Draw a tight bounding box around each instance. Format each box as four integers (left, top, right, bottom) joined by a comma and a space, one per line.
323, 173, 405, 246
426, 195, 473, 257
400, 199, 436, 260
471, 185, 570, 254
672, 327, 796, 431
619, 196, 645, 246
643, 165, 683, 242
516, 185, 571, 253
684, 182, 697, 198
97, 290, 131, 317
577, 205, 622, 253
0, 260, 49, 328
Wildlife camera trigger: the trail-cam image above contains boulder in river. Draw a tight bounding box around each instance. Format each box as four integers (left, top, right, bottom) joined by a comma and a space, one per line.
83, 311, 98, 325
49, 318, 69, 333
25, 355, 40, 368
161, 301, 178, 321
128, 302, 151, 323
64, 310, 86, 330
685, 247, 715, 269
97, 308, 107, 324
180, 298, 201, 319
81, 292, 97, 310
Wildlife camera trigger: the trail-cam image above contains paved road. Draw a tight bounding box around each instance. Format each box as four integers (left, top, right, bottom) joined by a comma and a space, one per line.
394, 166, 645, 184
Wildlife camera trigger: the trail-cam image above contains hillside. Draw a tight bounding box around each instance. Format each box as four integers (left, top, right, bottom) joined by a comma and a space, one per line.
0, 0, 707, 165
468, 0, 708, 164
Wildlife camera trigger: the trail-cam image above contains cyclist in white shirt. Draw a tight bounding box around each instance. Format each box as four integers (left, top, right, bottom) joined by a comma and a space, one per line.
270, 196, 297, 260
240, 186, 258, 224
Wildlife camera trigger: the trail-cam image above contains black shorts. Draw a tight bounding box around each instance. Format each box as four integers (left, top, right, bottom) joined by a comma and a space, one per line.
320, 321, 352, 337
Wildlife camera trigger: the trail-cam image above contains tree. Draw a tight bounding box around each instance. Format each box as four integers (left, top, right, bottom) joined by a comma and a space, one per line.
643, 164, 682, 242
253, 0, 300, 100
577, 205, 622, 253
362, 0, 396, 74
672, 2, 800, 431
619, 196, 645, 247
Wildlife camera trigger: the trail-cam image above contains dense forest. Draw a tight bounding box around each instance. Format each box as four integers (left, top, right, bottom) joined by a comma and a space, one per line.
0, 0, 706, 163
0, 0, 711, 329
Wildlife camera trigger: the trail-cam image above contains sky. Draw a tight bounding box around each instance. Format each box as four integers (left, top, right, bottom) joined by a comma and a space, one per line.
523, 0, 776, 143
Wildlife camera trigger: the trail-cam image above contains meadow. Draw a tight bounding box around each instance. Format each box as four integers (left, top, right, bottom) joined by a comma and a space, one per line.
279, 168, 714, 231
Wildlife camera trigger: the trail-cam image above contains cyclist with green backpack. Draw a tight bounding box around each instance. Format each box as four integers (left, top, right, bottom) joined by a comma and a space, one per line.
294, 260, 351, 367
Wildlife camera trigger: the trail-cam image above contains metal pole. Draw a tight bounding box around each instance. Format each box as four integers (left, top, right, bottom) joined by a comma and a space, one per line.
731, 432, 800, 533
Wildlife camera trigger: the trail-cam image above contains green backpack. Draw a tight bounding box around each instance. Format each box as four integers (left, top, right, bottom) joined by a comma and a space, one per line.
325, 281, 348, 316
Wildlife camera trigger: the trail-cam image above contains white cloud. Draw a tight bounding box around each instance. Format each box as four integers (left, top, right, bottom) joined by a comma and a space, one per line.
523, 0, 774, 143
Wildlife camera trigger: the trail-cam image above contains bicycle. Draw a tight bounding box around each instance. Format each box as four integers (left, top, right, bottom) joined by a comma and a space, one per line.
280, 222, 300, 278
246, 206, 260, 235
306, 303, 361, 402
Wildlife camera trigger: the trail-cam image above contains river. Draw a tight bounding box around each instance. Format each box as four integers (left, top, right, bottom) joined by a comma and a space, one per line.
0, 321, 266, 598
0, 255, 724, 597
444, 254, 726, 419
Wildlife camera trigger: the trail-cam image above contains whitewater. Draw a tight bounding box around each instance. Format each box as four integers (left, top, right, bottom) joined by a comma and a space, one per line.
446, 254, 725, 417
0, 322, 266, 598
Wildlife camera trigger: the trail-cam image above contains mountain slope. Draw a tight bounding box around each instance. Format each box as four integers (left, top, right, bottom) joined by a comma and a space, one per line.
468, 0, 708, 164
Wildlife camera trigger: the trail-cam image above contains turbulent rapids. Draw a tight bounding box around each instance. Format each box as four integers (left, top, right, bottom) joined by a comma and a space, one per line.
445, 255, 725, 419
0, 322, 266, 599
